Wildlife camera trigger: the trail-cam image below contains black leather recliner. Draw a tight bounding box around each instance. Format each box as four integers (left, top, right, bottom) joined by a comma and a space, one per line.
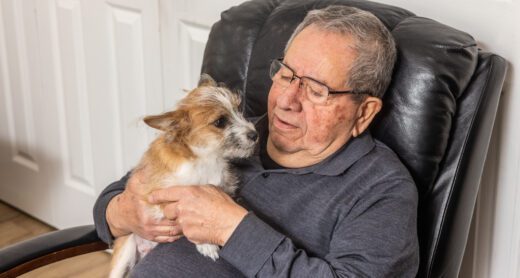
0, 0, 507, 277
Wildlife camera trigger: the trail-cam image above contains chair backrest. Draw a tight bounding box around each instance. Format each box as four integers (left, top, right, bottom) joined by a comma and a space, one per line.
201, 0, 507, 276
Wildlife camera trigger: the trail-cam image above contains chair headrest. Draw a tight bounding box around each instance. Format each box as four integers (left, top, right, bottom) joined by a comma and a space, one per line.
202, 0, 478, 196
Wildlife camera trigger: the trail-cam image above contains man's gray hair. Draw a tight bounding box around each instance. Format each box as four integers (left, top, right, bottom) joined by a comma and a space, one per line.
285, 6, 397, 99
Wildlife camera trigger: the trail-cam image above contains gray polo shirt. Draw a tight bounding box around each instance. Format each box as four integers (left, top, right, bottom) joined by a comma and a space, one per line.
93, 115, 419, 277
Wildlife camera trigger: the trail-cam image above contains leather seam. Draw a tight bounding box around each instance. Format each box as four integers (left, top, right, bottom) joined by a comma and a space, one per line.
433, 43, 477, 50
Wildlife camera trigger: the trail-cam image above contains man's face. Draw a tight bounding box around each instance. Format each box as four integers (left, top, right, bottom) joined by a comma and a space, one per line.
267, 25, 361, 160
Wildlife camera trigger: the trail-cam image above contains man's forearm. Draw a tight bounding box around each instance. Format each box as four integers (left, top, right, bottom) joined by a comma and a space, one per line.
220, 213, 339, 278
220, 210, 419, 278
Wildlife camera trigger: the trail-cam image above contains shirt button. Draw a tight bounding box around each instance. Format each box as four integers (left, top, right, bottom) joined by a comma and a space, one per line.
262, 173, 270, 178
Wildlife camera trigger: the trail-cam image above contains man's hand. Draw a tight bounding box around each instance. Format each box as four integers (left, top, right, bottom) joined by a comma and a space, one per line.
148, 186, 248, 246
106, 169, 182, 243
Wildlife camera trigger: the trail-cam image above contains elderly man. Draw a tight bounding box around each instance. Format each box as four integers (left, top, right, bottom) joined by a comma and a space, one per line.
94, 5, 419, 277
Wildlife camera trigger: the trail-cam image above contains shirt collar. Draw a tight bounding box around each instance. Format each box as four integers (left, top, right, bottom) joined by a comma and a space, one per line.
310, 131, 375, 176
252, 114, 376, 176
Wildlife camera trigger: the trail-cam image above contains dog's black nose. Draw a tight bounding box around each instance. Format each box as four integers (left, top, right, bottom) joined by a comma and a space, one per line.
247, 131, 258, 142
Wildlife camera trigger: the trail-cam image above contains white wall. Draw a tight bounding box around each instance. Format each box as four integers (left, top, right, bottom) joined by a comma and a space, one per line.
374, 0, 520, 277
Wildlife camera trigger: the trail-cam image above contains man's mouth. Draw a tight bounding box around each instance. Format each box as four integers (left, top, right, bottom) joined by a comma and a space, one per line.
273, 115, 297, 130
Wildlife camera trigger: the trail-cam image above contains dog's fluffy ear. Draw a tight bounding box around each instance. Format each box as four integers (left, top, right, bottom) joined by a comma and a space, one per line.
233, 89, 243, 107
143, 110, 190, 132
198, 73, 218, 87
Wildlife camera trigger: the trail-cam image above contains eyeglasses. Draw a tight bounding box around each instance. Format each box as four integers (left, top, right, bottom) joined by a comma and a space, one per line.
269, 58, 363, 105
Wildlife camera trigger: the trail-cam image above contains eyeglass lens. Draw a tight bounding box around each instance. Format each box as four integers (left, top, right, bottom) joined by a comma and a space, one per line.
269, 60, 329, 104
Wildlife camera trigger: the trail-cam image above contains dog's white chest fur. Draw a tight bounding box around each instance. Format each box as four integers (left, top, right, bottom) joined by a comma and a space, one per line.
162, 154, 227, 188
148, 154, 231, 223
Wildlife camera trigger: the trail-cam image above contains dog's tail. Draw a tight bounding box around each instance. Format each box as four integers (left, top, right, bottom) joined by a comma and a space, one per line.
110, 234, 137, 278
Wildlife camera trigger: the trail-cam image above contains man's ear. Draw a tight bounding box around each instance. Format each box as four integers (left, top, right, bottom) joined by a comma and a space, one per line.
198, 73, 218, 87
352, 96, 382, 137
143, 110, 190, 132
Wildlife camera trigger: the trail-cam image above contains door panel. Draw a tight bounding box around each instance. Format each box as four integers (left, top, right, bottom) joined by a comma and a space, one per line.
0, 0, 163, 228
52, 0, 163, 228
0, 0, 245, 228
4, 0, 40, 172
0, 0, 54, 224
53, 0, 95, 194
159, 0, 245, 109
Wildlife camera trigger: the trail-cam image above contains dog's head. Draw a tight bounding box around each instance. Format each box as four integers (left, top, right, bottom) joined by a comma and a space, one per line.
144, 74, 258, 159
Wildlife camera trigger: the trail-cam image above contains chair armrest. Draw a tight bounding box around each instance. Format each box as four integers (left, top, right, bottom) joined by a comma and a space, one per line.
0, 225, 108, 277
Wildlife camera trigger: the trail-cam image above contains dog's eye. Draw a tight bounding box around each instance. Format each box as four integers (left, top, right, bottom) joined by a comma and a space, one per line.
213, 116, 228, 129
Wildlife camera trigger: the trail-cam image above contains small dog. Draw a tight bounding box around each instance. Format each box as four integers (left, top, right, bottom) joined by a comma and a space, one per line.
109, 74, 258, 278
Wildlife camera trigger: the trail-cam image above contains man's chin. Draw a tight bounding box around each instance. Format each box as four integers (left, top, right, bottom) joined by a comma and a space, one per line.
269, 135, 300, 154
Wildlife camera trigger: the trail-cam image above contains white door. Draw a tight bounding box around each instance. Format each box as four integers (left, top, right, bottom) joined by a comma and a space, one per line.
0, 0, 247, 229
0, 0, 56, 224
0, 0, 164, 228
159, 0, 246, 108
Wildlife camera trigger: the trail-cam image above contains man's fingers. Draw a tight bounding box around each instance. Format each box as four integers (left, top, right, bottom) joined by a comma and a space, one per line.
154, 235, 183, 243
162, 203, 179, 220
154, 225, 178, 236
153, 225, 182, 237
148, 187, 189, 204
155, 218, 176, 226
169, 225, 182, 236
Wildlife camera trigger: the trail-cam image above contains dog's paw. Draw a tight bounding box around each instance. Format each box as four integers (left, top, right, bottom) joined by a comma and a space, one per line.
196, 243, 220, 261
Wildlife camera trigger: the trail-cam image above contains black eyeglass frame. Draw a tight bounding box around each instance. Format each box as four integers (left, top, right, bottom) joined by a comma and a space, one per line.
270, 58, 367, 96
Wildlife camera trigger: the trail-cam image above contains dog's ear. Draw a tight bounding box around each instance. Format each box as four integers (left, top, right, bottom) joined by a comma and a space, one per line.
143, 110, 190, 132
144, 112, 172, 131
198, 73, 218, 87
233, 89, 243, 107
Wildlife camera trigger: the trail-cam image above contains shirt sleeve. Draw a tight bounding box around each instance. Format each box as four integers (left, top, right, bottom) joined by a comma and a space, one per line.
220, 179, 419, 278
92, 172, 131, 245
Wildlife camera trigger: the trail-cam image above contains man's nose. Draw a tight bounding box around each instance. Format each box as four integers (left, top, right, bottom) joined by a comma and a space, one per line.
277, 78, 303, 111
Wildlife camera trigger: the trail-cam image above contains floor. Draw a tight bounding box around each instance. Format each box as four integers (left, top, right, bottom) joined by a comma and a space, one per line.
0, 201, 111, 277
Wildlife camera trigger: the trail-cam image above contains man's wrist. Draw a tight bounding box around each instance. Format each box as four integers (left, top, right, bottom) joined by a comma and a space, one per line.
219, 206, 248, 246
